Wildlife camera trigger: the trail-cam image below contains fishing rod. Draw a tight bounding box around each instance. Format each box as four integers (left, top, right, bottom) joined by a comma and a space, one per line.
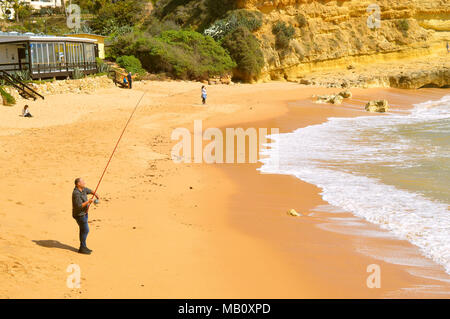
87, 91, 147, 212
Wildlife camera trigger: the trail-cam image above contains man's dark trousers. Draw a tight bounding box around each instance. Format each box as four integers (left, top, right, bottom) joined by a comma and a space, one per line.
127, 74, 132, 89
74, 213, 89, 248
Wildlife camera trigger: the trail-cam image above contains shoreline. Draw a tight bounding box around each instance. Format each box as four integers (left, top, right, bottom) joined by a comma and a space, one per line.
0, 82, 449, 298
208, 87, 450, 298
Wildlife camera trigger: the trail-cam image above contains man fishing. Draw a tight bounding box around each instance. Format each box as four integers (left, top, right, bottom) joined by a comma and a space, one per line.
69, 93, 145, 255
72, 178, 99, 255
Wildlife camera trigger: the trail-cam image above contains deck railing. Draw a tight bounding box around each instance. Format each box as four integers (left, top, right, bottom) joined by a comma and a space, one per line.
32, 61, 98, 74
0, 61, 97, 75
0, 62, 31, 72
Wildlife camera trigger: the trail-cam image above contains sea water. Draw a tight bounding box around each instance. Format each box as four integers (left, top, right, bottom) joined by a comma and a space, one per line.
259, 95, 450, 274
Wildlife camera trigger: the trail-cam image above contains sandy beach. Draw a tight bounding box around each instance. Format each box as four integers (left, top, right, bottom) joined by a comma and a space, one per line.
0, 80, 449, 298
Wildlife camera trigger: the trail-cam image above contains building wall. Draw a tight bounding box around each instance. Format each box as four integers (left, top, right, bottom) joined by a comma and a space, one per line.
23, 0, 63, 10
97, 42, 104, 59
1, 0, 63, 20
0, 44, 20, 67
66, 34, 105, 59
0, 43, 30, 72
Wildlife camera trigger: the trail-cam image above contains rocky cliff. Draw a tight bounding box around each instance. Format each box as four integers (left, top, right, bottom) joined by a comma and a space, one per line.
153, 0, 449, 87
235, 0, 449, 82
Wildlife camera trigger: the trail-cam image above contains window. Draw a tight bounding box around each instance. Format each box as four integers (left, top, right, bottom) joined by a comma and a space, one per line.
47, 43, 56, 70
36, 43, 43, 67
54, 42, 65, 68
29, 40, 95, 74
44, 43, 49, 64
84, 43, 95, 63
30, 43, 36, 72
65, 43, 72, 67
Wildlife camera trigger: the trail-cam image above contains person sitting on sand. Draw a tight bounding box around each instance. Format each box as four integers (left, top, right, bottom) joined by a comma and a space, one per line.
201, 86, 207, 105
123, 76, 128, 88
72, 178, 99, 255
22, 105, 32, 118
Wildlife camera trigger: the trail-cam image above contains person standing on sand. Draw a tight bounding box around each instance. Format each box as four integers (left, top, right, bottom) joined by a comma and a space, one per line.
201, 85, 207, 105
127, 72, 133, 89
447, 42, 449, 53
72, 178, 99, 255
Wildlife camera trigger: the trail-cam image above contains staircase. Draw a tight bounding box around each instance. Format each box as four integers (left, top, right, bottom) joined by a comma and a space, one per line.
0, 70, 44, 100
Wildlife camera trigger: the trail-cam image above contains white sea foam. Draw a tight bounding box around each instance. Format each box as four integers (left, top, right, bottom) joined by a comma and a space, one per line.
385, 285, 450, 297
259, 95, 450, 274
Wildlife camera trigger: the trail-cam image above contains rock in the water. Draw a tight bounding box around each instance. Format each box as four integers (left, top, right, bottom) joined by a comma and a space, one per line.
287, 209, 301, 217
314, 90, 352, 104
299, 78, 312, 85
330, 94, 344, 104
365, 99, 389, 113
313, 94, 330, 104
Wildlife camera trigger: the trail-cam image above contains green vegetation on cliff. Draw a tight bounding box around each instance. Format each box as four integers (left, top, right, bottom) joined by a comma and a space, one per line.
152, 0, 238, 30
272, 21, 296, 49
90, 0, 147, 35
104, 1, 263, 81
221, 26, 264, 82
116, 55, 146, 75
111, 29, 235, 80
204, 9, 263, 40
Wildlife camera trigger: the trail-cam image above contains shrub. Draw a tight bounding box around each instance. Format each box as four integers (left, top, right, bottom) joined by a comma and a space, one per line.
116, 55, 145, 75
143, 17, 181, 36
36, 7, 63, 16
228, 9, 263, 32
16, 4, 33, 22
272, 21, 295, 49
206, 0, 238, 20
12, 70, 31, 82
396, 19, 410, 35
72, 67, 85, 79
355, 38, 363, 50
73, 0, 103, 14
222, 26, 265, 82
91, 0, 145, 35
203, 19, 232, 40
204, 9, 263, 40
0, 87, 16, 106
96, 58, 112, 74
296, 14, 307, 28
158, 0, 196, 18
131, 30, 235, 80
107, 32, 137, 59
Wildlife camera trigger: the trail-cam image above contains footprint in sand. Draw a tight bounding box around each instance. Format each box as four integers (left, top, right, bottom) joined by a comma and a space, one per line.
89, 219, 102, 229
0, 257, 27, 277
